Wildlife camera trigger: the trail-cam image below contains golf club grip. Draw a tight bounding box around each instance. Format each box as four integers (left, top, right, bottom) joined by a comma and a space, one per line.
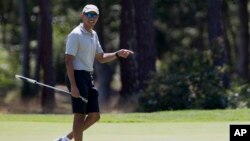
80, 96, 88, 103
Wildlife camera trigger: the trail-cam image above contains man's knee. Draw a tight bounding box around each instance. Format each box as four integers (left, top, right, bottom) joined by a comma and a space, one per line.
88, 113, 100, 122
95, 114, 101, 121
73, 114, 85, 127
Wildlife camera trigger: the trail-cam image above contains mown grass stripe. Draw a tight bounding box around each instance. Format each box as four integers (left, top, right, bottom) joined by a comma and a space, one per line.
0, 109, 250, 123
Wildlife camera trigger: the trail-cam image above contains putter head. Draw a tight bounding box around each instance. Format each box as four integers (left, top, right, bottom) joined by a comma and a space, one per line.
15, 75, 20, 79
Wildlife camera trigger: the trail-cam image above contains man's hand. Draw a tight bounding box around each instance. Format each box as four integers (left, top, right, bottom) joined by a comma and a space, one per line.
70, 85, 80, 98
117, 49, 134, 58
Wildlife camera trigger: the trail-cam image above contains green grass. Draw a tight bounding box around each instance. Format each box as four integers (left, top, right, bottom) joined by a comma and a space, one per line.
0, 109, 250, 123
0, 122, 233, 141
0, 109, 250, 141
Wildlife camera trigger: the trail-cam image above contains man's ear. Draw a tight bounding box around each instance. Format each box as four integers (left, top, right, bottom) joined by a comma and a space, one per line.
80, 14, 84, 19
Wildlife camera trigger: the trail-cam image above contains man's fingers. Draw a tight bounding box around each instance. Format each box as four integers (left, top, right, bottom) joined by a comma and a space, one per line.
121, 50, 134, 55
128, 50, 134, 54
117, 49, 134, 58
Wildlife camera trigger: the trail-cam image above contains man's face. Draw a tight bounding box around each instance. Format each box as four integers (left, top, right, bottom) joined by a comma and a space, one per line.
81, 12, 99, 28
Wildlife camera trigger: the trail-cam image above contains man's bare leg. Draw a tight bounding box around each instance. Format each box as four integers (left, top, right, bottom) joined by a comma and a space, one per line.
72, 113, 86, 141
67, 112, 100, 140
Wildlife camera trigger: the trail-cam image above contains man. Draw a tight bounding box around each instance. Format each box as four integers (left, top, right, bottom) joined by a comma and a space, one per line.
54, 4, 134, 141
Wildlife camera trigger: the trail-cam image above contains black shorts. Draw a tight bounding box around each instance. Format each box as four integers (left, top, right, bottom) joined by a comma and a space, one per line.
65, 70, 99, 114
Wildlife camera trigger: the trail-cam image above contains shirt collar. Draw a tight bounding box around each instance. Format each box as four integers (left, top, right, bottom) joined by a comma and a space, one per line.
80, 23, 93, 34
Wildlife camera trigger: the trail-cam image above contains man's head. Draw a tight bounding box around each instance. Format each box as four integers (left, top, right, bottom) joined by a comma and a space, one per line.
82, 4, 99, 15
81, 4, 99, 29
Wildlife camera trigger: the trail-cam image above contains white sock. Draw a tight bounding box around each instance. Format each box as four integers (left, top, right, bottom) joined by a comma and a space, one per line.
63, 136, 70, 141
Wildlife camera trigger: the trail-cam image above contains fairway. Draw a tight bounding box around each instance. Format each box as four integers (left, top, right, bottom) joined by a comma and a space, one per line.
0, 121, 233, 141
0, 122, 229, 141
1, 109, 250, 141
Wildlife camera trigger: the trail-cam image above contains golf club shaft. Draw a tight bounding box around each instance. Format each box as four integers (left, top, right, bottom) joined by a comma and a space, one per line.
15, 75, 88, 103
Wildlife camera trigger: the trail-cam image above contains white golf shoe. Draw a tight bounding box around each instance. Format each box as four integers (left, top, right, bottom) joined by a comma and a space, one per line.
54, 136, 70, 141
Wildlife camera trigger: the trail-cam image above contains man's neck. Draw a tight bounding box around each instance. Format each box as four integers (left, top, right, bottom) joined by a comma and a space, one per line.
83, 24, 92, 32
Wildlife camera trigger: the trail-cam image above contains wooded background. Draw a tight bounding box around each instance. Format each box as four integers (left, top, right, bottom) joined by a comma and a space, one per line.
0, 0, 250, 113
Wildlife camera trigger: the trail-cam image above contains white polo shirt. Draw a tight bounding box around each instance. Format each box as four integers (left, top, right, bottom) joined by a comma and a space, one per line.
65, 23, 104, 71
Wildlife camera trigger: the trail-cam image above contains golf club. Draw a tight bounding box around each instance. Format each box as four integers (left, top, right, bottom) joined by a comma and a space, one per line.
15, 74, 88, 103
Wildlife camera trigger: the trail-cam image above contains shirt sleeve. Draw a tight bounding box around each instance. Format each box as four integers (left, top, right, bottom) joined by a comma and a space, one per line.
65, 33, 79, 56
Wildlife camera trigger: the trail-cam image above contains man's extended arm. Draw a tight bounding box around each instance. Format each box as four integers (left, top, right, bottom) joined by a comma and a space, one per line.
95, 49, 134, 63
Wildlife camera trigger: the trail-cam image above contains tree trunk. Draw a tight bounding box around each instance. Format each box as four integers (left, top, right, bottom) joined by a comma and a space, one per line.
34, 4, 42, 96
119, 0, 156, 103
237, 0, 249, 81
38, 0, 55, 113
207, 0, 229, 87
120, 0, 139, 99
221, 1, 232, 66
134, 0, 156, 90
33, 26, 42, 95
19, 0, 31, 99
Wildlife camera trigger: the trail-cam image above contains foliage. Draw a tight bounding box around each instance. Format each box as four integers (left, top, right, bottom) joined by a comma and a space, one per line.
139, 49, 227, 112
0, 0, 249, 112
227, 83, 250, 108
153, 0, 208, 59
137, 0, 243, 112
0, 48, 20, 88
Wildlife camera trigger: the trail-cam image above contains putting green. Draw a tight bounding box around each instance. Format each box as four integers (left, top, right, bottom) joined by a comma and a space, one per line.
0, 121, 240, 141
